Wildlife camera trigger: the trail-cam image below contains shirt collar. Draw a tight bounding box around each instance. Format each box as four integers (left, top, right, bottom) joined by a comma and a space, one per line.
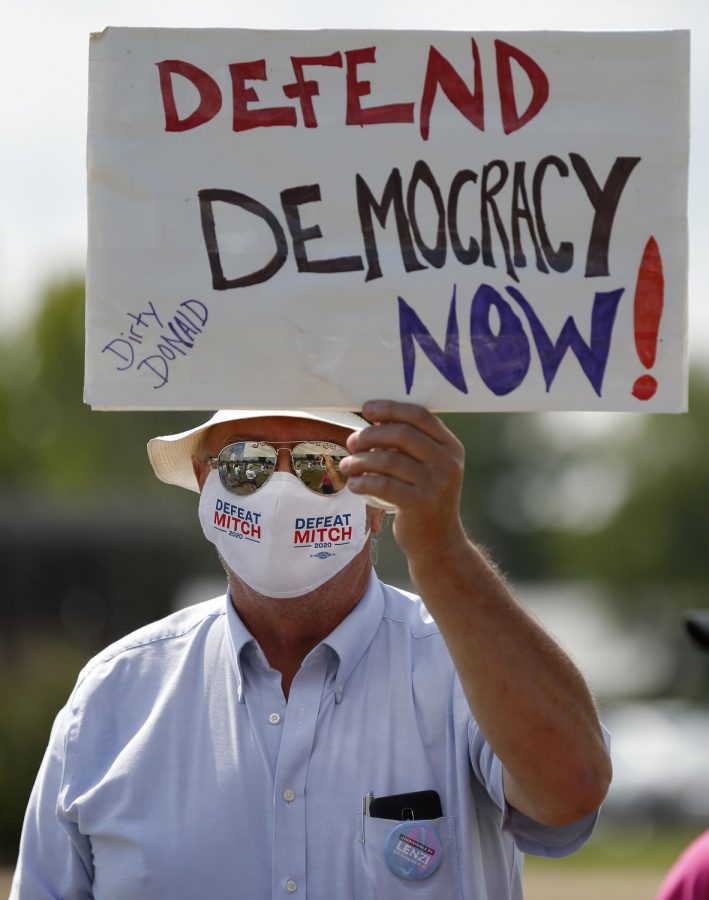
224, 571, 385, 703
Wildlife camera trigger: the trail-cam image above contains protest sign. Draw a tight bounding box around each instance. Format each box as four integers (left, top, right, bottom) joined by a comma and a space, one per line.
85, 28, 689, 411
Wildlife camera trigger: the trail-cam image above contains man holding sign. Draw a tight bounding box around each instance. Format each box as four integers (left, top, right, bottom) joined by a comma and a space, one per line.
13, 399, 610, 899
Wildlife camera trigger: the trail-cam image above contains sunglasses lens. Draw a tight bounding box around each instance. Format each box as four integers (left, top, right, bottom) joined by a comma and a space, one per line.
292, 442, 350, 495
217, 442, 277, 494
215, 441, 351, 496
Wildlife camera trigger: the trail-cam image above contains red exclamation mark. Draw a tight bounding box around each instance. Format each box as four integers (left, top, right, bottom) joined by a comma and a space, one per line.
632, 236, 664, 401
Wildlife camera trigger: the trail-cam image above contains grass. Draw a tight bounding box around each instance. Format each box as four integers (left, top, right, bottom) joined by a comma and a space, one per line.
526, 821, 706, 872
523, 824, 707, 900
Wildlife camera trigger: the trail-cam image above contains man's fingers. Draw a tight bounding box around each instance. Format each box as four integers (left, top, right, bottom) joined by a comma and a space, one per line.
340, 449, 421, 486
346, 472, 418, 508
360, 400, 458, 447
348, 422, 441, 464
349, 423, 464, 479
353, 401, 464, 471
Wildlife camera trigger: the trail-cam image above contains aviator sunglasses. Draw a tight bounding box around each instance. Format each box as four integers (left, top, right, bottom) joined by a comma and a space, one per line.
207, 441, 350, 496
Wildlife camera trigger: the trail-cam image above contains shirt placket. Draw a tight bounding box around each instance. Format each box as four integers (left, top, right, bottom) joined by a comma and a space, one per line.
241, 645, 288, 778
271, 650, 329, 900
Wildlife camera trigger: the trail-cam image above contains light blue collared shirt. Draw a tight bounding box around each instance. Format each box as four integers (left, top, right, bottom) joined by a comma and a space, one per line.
12, 574, 603, 899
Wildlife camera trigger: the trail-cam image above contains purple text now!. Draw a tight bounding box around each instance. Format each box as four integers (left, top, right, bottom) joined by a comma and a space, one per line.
398, 283, 623, 398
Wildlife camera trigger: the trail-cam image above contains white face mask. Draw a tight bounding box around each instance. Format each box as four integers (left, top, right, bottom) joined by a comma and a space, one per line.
198, 470, 371, 598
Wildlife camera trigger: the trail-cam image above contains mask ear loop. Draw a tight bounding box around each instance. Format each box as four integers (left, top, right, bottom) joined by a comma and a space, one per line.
369, 512, 392, 565
370, 532, 379, 566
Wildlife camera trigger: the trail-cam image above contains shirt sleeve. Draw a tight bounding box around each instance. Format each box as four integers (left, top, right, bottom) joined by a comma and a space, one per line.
10, 705, 94, 899
468, 717, 611, 859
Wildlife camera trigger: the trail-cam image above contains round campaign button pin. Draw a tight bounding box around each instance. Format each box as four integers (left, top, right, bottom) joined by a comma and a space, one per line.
383, 821, 442, 880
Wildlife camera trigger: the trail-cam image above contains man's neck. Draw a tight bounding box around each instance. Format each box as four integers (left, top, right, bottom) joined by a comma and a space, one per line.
227, 546, 373, 698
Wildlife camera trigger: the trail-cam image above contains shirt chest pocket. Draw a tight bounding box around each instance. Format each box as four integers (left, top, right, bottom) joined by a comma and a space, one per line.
354, 815, 464, 900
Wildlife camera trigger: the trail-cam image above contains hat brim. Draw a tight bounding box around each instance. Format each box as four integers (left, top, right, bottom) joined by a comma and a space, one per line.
147, 409, 369, 493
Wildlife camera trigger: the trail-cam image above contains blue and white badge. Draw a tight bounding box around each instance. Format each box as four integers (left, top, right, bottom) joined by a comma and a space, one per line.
383, 822, 442, 880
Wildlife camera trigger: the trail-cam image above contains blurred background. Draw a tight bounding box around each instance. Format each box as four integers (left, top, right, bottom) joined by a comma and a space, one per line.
3, 1, 709, 898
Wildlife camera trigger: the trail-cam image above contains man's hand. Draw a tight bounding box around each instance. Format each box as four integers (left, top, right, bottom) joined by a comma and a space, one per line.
340, 399, 468, 563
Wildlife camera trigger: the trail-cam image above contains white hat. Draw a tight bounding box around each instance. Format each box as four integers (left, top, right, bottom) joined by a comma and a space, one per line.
147, 408, 368, 493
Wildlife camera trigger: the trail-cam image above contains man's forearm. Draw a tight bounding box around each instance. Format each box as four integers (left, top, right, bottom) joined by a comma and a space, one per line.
409, 536, 611, 827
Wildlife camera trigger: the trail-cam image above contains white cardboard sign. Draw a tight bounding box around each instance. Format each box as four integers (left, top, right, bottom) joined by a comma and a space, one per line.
85, 28, 689, 411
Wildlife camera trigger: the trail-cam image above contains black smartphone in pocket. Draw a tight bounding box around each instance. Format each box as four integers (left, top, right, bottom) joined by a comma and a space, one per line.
368, 790, 443, 821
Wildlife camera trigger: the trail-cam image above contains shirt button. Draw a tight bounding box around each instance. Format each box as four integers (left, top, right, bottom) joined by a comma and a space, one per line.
269, 713, 281, 725
285, 879, 298, 893
283, 789, 296, 803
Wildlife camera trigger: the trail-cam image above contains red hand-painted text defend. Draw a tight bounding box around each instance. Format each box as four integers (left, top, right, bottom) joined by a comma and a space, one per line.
156, 39, 549, 140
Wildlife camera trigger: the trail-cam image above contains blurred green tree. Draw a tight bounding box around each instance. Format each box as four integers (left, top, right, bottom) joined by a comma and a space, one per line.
1, 277, 200, 499
547, 372, 709, 622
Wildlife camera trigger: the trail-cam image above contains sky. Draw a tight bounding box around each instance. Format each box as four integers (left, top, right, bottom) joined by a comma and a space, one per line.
1, 0, 708, 368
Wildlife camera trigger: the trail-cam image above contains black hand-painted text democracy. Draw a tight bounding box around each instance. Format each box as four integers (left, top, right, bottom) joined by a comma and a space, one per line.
197, 154, 639, 290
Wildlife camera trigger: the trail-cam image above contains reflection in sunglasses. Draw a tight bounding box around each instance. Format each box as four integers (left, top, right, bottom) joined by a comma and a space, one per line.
208, 441, 350, 496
